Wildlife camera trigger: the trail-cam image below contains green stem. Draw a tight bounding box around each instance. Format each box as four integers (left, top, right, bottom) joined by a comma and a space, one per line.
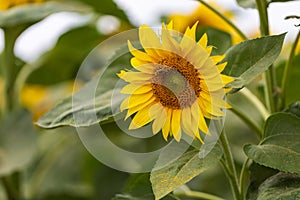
280, 30, 300, 108
255, 0, 276, 113
219, 131, 241, 200
1, 177, 19, 200
239, 158, 250, 200
197, 0, 248, 41
230, 106, 262, 139
174, 185, 225, 200
1, 28, 19, 114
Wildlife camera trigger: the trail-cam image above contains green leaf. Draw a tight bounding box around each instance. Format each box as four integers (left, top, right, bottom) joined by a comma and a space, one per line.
0, 1, 90, 27
36, 48, 131, 128
284, 101, 300, 118
244, 135, 300, 174
246, 163, 279, 200
264, 112, 300, 138
222, 33, 285, 91
77, 0, 130, 22
150, 145, 222, 200
28, 25, 104, 85
236, 0, 256, 9
0, 109, 37, 176
256, 173, 300, 200
196, 27, 232, 55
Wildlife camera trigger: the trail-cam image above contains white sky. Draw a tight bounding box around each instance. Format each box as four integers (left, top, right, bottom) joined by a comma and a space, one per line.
0, 0, 299, 62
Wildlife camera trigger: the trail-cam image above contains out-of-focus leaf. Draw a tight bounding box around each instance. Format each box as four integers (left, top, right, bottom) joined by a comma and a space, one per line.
25, 128, 92, 199
113, 174, 180, 200
256, 173, 300, 200
76, 0, 130, 22
28, 25, 104, 85
0, 109, 37, 176
36, 48, 131, 128
284, 101, 300, 117
196, 27, 232, 55
276, 54, 300, 106
264, 112, 300, 138
222, 34, 285, 92
246, 163, 279, 200
236, 0, 256, 9
244, 135, 300, 174
150, 145, 222, 200
0, 1, 90, 27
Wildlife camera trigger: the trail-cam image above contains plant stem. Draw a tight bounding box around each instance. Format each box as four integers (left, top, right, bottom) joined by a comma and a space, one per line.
174, 185, 225, 200
219, 131, 241, 200
239, 158, 250, 200
175, 190, 225, 200
280, 30, 300, 108
255, 0, 276, 113
1, 177, 19, 200
230, 106, 262, 139
1, 28, 19, 114
197, 0, 248, 41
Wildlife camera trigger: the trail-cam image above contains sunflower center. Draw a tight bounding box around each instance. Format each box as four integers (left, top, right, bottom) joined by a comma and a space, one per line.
152, 54, 201, 109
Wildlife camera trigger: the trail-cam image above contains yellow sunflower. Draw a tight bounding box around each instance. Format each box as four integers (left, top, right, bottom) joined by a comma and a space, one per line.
0, 0, 45, 11
118, 21, 234, 142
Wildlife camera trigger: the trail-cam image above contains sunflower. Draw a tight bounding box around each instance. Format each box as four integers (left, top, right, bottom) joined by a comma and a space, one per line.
118, 21, 234, 142
0, 0, 44, 11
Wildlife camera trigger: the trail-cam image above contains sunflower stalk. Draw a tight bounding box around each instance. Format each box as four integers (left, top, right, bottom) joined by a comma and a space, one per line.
280, 30, 300, 108
255, 0, 277, 113
219, 130, 241, 200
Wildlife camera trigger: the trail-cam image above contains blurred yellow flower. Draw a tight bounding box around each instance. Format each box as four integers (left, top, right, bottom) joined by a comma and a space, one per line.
118, 21, 234, 142
0, 0, 45, 11
169, 2, 244, 44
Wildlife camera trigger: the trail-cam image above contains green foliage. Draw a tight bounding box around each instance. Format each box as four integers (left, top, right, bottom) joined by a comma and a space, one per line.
0, 109, 37, 176
0, 1, 89, 27
196, 27, 232, 55
236, 0, 296, 9
256, 173, 300, 200
28, 25, 104, 85
222, 34, 285, 91
150, 145, 222, 199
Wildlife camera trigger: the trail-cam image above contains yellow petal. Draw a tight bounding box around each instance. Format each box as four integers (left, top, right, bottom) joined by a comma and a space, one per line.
162, 108, 172, 141
221, 74, 235, 85
161, 23, 178, 51
121, 84, 152, 94
139, 24, 162, 49
171, 109, 182, 141
125, 97, 156, 119
129, 103, 154, 129
150, 104, 167, 134
217, 62, 227, 72
127, 40, 154, 62
121, 92, 153, 111
120, 71, 152, 83
211, 55, 226, 64
191, 101, 200, 134
180, 22, 198, 54
198, 113, 210, 135
198, 33, 208, 48
181, 107, 194, 137
166, 21, 173, 30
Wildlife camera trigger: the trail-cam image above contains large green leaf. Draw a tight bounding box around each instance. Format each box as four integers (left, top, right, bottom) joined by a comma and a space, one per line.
36, 48, 131, 128
0, 1, 90, 27
244, 135, 300, 174
0, 109, 37, 176
256, 173, 300, 200
222, 33, 285, 91
150, 145, 222, 200
264, 112, 300, 138
28, 25, 104, 85
246, 163, 279, 200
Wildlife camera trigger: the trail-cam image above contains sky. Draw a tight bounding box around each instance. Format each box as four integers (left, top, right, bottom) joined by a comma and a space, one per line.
0, 0, 299, 62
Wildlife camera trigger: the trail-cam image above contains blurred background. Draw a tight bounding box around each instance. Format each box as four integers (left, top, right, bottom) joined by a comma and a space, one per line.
0, 0, 299, 199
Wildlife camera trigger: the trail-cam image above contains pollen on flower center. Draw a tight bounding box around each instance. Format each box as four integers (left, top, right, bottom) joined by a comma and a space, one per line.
151, 54, 201, 109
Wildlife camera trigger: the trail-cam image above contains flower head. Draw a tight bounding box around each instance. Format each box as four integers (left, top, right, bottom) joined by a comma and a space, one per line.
118, 21, 234, 142
0, 0, 45, 11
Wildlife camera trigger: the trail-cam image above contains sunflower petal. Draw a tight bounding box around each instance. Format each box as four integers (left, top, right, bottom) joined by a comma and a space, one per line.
129, 103, 154, 129
150, 104, 167, 134
162, 108, 172, 141
198, 33, 208, 48
171, 109, 182, 141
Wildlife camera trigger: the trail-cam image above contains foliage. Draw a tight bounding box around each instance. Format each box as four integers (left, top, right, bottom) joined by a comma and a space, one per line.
0, 0, 299, 200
